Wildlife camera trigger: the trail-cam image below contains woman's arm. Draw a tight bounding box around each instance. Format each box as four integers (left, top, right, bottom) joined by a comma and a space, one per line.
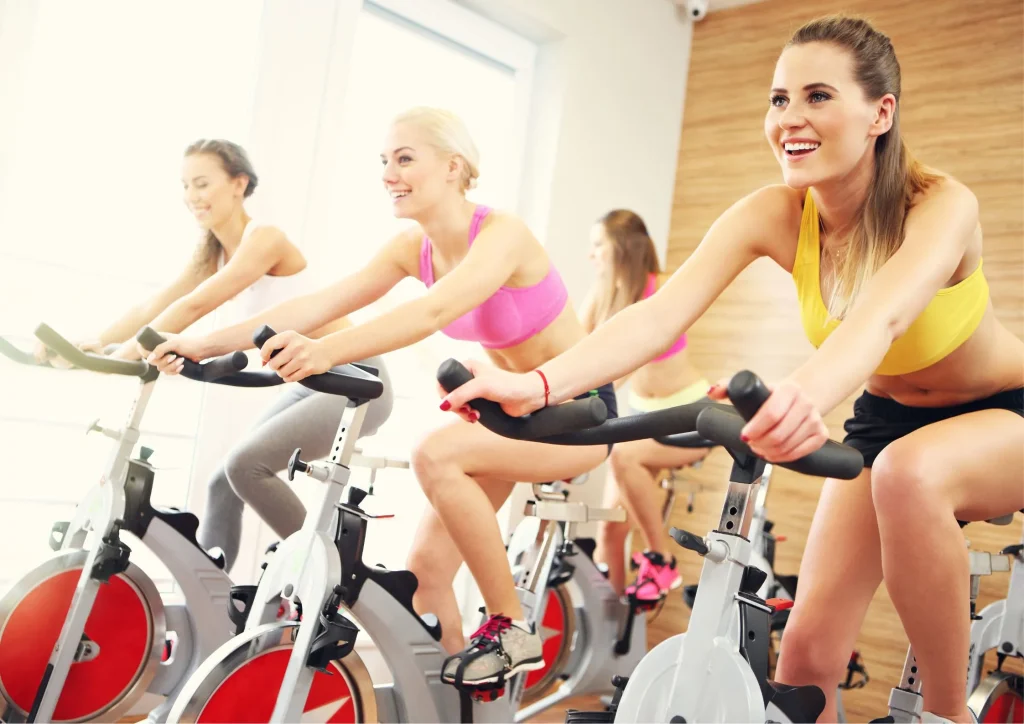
441, 186, 788, 415
95, 243, 217, 345
160, 230, 415, 361
789, 178, 979, 415
261, 214, 531, 380
145, 226, 291, 335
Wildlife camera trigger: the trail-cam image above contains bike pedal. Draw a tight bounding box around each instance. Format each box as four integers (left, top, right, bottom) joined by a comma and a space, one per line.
469, 686, 504, 702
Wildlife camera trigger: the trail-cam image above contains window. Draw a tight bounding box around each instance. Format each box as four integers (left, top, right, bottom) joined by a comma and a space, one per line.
0, 0, 264, 592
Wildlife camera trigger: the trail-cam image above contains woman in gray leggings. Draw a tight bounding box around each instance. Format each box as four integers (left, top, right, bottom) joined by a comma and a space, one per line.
197, 358, 394, 571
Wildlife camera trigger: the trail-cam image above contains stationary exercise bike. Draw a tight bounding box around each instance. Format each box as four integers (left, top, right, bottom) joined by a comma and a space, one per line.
968, 517, 1023, 722
659, 432, 868, 722
153, 329, 610, 722
870, 513, 1023, 724
512, 439, 709, 719
0, 326, 245, 723
507, 473, 648, 721
438, 365, 865, 723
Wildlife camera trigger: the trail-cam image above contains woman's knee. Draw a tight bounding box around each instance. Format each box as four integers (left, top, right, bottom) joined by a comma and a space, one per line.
223, 445, 270, 502
410, 431, 459, 499
609, 442, 642, 479
871, 442, 950, 517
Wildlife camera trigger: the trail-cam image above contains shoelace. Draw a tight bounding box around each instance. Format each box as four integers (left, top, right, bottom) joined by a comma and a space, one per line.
469, 613, 512, 647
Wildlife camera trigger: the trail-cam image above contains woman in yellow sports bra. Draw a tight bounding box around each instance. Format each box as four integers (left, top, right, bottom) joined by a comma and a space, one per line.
581, 209, 710, 602
441, 15, 1024, 723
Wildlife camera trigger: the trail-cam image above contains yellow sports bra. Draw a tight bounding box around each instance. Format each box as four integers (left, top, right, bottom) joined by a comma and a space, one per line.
792, 191, 989, 376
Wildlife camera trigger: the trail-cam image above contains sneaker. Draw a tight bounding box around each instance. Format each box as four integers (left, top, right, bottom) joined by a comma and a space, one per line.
626, 551, 681, 602
441, 613, 544, 687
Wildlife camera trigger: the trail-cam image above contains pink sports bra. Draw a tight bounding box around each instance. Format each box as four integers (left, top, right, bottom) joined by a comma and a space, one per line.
643, 273, 688, 361
419, 205, 569, 350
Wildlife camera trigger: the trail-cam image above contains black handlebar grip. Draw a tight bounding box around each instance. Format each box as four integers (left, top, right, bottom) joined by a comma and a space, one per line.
436, 358, 607, 440
135, 327, 166, 354
696, 407, 863, 480
727, 370, 771, 422
191, 351, 249, 381
695, 407, 751, 456
0, 336, 41, 366
437, 357, 475, 392
252, 325, 383, 400
36, 324, 151, 378
253, 325, 278, 356
136, 327, 248, 381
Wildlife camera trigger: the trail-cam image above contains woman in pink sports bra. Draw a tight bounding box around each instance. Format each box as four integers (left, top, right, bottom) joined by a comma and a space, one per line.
581, 209, 712, 603
148, 107, 617, 687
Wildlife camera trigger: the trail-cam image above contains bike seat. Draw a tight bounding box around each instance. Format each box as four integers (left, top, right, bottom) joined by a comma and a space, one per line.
766, 680, 826, 723
959, 510, 1022, 528
985, 514, 1015, 526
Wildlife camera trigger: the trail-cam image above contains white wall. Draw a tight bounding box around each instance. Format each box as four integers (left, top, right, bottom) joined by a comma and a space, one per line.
459, 0, 693, 290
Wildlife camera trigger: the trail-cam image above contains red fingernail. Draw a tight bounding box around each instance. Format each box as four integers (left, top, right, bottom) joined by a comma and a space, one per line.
471, 411, 480, 421
740, 433, 750, 442
440, 400, 451, 412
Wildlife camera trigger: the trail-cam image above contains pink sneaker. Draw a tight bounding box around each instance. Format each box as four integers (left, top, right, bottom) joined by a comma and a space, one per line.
626, 551, 681, 602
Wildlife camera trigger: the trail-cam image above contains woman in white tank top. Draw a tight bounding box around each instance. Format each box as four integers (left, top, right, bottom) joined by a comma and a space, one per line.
35, 139, 393, 572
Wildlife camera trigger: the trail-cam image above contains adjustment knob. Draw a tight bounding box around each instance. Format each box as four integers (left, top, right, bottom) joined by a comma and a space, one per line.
139, 446, 154, 462
287, 448, 309, 481
670, 527, 709, 556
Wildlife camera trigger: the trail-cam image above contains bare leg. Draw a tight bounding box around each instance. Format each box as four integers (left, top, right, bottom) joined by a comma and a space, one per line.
407, 476, 513, 654
608, 439, 707, 558
410, 419, 606, 626
775, 468, 882, 723
871, 410, 1024, 722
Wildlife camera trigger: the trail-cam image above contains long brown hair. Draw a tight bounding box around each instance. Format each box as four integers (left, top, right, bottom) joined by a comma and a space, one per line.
184, 139, 259, 270
589, 210, 661, 329
788, 16, 940, 318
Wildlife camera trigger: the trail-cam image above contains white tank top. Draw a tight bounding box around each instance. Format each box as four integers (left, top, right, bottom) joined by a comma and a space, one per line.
217, 219, 312, 325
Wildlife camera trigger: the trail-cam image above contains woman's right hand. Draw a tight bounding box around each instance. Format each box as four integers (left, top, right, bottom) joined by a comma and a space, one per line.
144, 334, 209, 375
439, 359, 547, 420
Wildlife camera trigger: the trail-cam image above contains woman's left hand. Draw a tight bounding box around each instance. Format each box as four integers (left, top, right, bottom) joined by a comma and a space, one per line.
708, 376, 828, 463
260, 331, 332, 383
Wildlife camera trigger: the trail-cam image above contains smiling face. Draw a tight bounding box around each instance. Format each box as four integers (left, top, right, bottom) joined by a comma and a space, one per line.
181, 153, 248, 229
764, 41, 894, 189
380, 121, 469, 220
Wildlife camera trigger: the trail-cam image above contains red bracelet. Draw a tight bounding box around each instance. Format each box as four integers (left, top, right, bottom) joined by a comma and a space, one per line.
534, 369, 550, 408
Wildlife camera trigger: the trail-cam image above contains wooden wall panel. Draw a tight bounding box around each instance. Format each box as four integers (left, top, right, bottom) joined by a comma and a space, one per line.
650, 0, 1024, 720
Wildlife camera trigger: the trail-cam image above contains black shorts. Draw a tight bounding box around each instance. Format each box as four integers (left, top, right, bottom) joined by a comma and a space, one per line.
842, 387, 1024, 468
574, 382, 618, 454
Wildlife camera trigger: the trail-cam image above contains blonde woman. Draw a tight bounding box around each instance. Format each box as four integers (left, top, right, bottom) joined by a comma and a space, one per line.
148, 107, 618, 687
582, 209, 710, 601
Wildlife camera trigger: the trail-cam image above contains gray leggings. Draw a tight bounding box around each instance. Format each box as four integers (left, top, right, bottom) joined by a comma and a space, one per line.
197, 357, 394, 571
